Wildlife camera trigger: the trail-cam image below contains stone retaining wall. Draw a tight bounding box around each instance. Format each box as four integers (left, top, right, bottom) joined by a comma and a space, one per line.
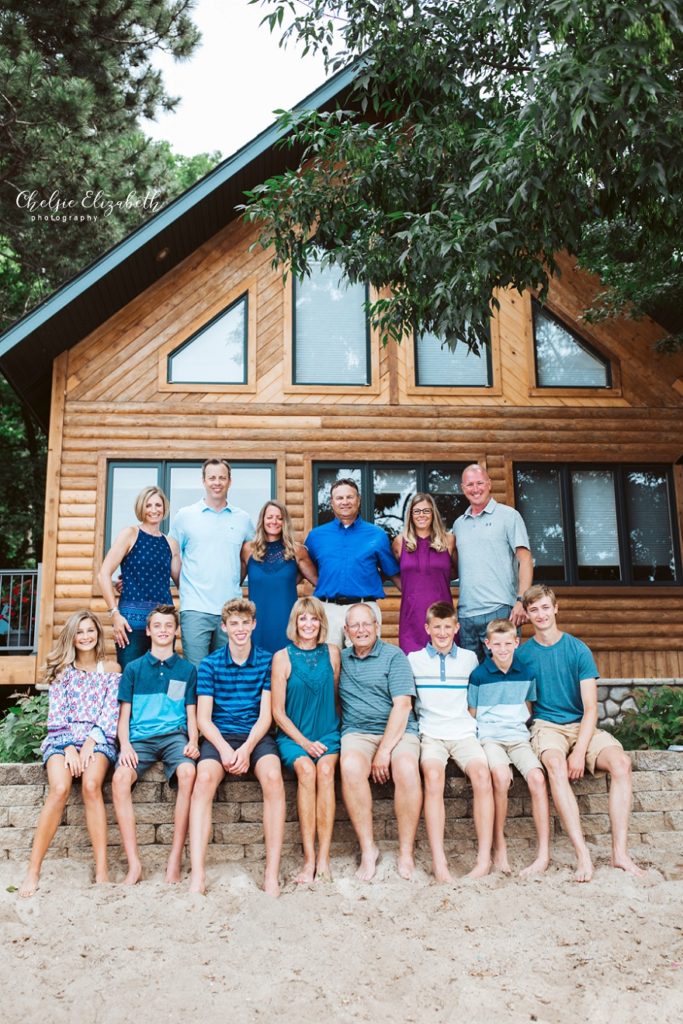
597, 679, 682, 728
0, 751, 681, 866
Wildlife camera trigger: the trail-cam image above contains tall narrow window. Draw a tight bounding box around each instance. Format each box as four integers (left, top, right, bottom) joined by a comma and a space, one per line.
571, 469, 621, 581
515, 466, 567, 582
168, 294, 247, 384
533, 303, 610, 388
625, 469, 677, 582
293, 259, 369, 385
415, 332, 491, 386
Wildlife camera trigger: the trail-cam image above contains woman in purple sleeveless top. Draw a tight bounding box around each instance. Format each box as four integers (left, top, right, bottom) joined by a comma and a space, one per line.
392, 492, 457, 654
98, 486, 180, 668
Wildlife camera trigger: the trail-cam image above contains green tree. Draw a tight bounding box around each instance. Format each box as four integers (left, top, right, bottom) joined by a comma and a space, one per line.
247, 0, 683, 351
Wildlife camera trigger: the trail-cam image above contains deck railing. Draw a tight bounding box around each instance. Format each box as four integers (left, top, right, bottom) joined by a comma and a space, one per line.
0, 568, 40, 653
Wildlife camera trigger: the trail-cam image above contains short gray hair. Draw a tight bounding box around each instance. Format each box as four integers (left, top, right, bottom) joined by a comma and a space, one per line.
344, 602, 379, 626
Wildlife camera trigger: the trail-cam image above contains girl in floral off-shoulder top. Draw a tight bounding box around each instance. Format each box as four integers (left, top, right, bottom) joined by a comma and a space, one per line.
19, 611, 120, 898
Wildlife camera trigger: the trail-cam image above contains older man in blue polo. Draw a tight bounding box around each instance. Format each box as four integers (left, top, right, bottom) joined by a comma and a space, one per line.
305, 478, 401, 648
339, 603, 422, 881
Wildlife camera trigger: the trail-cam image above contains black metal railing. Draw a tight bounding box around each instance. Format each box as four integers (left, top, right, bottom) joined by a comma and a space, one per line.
0, 568, 40, 653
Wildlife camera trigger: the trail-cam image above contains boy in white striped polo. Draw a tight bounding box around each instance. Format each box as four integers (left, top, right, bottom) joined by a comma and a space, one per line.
467, 618, 550, 877
408, 601, 494, 882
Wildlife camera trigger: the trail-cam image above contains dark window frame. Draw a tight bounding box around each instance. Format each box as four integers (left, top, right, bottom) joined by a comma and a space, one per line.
531, 300, 612, 390
167, 292, 249, 385
292, 272, 372, 387
413, 329, 493, 388
105, 458, 276, 552
513, 461, 681, 586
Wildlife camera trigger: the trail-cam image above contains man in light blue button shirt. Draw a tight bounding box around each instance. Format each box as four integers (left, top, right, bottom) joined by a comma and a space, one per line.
453, 464, 533, 661
170, 459, 254, 665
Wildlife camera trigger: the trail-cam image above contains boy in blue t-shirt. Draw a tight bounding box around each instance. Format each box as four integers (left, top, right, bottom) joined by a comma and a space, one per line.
518, 585, 643, 882
112, 605, 199, 885
468, 619, 550, 877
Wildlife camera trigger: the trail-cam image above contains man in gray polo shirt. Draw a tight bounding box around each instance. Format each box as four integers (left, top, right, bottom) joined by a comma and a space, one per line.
339, 603, 422, 881
453, 464, 533, 661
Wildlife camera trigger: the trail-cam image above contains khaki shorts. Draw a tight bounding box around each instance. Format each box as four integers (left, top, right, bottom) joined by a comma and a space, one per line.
531, 719, 622, 776
419, 734, 488, 771
481, 739, 542, 781
341, 731, 420, 763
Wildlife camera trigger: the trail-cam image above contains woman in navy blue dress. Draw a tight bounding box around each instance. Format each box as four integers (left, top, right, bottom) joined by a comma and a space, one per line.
241, 500, 317, 654
271, 597, 341, 884
98, 486, 180, 668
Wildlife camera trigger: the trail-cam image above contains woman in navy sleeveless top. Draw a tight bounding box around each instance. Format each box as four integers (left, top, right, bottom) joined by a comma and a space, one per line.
241, 501, 317, 653
98, 486, 180, 668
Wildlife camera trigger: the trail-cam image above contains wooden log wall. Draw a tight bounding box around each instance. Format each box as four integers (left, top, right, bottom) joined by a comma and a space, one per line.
32, 216, 683, 680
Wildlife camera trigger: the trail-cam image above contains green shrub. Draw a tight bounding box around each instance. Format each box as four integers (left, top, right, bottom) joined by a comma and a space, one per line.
0, 691, 48, 762
610, 686, 683, 750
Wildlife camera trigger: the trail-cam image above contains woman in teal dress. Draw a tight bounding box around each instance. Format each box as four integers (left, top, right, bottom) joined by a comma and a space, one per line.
271, 596, 341, 884
241, 501, 317, 654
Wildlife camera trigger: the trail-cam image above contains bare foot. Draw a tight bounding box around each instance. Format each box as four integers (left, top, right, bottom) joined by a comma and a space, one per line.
19, 870, 40, 899
294, 861, 316, 885
519, 855, 550, 878
188, 872, 206, 895
465, 858, 491, 879
492, 848, 512, 875
432, 863, 453, 884
397, 853, 415, 881
94, 869, 110, 885
356, 845, 380, 881
315, 860, 333, 883
165, 861, 182, 884
611, 853, 645, 877
574, 850, 594, 883
262, 871, 281, 898
122, 860, 142, 886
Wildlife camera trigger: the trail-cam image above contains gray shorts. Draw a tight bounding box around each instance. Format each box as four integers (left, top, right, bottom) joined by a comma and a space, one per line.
198, 731, 279, 769
119, 731, 196, 786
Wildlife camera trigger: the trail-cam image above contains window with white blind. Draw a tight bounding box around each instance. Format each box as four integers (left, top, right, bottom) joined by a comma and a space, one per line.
532, 302, 611, 388
514, 463, 680, 585
293, 259, 370, 385
414, 332, 492, 387
167, 294, 247, 384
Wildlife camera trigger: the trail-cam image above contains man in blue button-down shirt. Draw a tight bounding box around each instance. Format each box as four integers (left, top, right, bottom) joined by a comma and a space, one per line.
305, 479, 401, 647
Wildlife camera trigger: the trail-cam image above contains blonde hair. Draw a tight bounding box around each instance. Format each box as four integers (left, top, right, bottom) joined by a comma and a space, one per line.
134, 485, 169, 522
486, 617, 517, 639
401, 492, 450, 553
522, 584, 557, 610
43, 610, 106, 685
250, 500, 297, 562
286, 597, 329, 645
221, 598, 256, 622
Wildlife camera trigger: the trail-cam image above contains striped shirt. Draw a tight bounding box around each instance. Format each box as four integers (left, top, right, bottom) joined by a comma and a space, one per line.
408, 644, 479, 741
197, 643, 272, 734
467, 654, 536, 743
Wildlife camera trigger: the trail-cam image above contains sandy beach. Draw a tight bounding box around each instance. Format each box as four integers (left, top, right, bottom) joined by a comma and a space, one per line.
1, 842, 681, 1024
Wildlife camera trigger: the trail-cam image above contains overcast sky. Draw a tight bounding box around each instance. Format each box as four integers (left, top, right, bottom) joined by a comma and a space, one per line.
143, 0, 329, 158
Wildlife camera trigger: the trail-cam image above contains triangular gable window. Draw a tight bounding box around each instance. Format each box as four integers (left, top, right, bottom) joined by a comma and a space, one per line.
168, 294, 247, 384
533, 302, 611, 388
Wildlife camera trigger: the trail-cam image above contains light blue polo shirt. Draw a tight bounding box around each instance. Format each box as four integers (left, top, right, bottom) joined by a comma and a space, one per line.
170, 500, 254, 615
453, 498, 530, 616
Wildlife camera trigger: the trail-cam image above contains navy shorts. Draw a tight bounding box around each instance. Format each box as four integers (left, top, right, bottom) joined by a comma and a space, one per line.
199, 731, 279, 770
118, 730, 196, 786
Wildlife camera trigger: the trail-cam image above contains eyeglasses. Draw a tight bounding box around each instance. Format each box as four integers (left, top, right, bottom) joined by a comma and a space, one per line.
411, 507, 432, 517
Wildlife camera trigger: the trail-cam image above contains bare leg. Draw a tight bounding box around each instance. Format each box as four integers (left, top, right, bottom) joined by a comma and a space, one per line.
597, 748, 644, 877
292, 757, 317, 884
490, 765, 512, 874
421, 760, 451, 882
392, 752, 422, 880
188, 760, 224, 894
166, 763, 196, 883
20, 756, 72, 897
81, 754, 111, 883
314, 754, 338, 880
464, 760, 494, 878
253, 754, 285, 898
520, 768, 551, 877
341, 750, 379, 881
112, 764, 142, 884
542, 750, 593, 882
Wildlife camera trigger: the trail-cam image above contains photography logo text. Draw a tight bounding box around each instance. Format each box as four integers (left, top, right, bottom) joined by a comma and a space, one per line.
16, 188, 162, 223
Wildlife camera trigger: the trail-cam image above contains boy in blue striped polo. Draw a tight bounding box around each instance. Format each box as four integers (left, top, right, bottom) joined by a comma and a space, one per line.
408, 602, 494, 882
188, 598, 285, 897
113, 604, 199, 885
467, 618, 550, 877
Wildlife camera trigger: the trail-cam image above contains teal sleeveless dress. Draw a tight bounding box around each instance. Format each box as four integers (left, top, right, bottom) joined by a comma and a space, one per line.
276, 643, 341, 767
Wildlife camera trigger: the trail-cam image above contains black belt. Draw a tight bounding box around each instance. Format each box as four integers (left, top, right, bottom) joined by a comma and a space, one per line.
320, 595, 376, 605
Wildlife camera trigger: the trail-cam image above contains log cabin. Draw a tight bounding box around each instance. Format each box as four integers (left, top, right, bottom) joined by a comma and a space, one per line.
1, 65, 683, 687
